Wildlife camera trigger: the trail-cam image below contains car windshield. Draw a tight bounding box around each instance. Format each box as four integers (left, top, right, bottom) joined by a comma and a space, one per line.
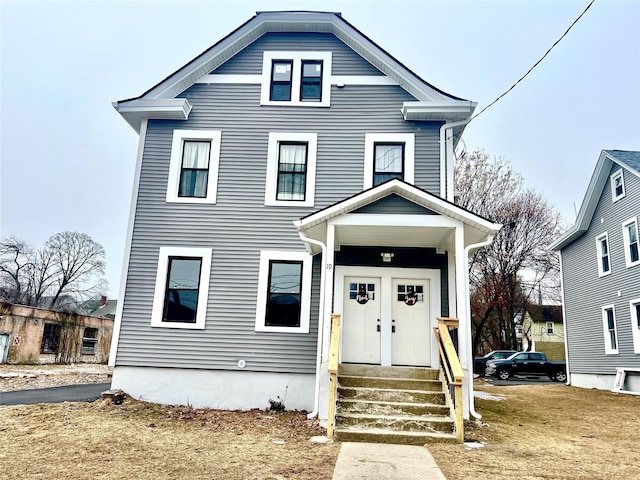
503, 352, 521, 361
494, 352, 514, 359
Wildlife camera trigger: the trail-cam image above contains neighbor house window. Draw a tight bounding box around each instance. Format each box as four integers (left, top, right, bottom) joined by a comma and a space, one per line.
41, 323, 61, 354
151, 247, 212, 329
363, 133, 415, 189
596, 233, 611, 276
630, 299, 640, 354
546, 322, 554, 335
611, 169, 625, 202
166, 130, 221, 204
602, 305, 618, 354
81, 327, 98, 355
255, 251, 312, 333
622, 218, 639, 267
265, 132, 317, 206
261, 51, 332, 107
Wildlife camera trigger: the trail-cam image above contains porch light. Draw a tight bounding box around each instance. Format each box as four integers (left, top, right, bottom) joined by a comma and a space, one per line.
381, 252, 394, 263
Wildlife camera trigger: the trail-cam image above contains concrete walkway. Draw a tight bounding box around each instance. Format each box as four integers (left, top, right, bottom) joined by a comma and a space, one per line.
332, 442, 447, 480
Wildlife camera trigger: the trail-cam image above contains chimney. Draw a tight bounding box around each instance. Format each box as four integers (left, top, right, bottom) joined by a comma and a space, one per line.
100, 295, 107, 306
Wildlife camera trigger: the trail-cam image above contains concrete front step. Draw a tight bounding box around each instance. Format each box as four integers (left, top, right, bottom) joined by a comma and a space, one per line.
334, 427, 457, 445
339, 364, 439, 380
338, 375, 442, 391
336, 412, 454, 433
338, 386, 446, 405
337, 398, 450, 417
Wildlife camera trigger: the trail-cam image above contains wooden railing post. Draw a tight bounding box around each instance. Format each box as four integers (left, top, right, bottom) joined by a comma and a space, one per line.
327, 313, 341, 439
434, 317, 465, 443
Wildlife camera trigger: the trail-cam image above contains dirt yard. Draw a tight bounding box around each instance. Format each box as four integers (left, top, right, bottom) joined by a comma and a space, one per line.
430, 381, 640, 480
0, 364, 112, 391
2, 368, 640, 479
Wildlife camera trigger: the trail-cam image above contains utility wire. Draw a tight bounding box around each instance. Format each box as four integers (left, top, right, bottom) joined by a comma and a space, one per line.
467, 0, 595, 126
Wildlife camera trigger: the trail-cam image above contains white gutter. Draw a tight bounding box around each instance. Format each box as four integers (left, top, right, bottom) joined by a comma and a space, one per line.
464, 234, 496, 420
439, 119, 471, 201
297, 230, 328, 420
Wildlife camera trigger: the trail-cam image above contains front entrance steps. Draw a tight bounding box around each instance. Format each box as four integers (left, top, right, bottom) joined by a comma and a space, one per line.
334, 364, 457, 444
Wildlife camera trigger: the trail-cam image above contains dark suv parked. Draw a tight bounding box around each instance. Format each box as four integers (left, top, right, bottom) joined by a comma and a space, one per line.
473, 350, 518, 375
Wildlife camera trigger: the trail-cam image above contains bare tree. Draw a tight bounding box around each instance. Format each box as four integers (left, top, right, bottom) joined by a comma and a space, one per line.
0, 231, 107, 312
455, 150, 562, 354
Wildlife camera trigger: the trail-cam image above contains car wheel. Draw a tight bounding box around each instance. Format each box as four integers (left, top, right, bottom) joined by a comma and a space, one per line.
553, 371, 567, 383
497, 369, 510, 380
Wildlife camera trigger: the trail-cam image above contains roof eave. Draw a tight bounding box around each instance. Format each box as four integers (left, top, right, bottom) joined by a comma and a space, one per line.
112, 98, 192, 133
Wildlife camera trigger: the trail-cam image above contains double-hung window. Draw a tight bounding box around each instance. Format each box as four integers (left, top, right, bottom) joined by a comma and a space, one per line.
151, 247, 212, 329
261, 52, 332, 106
622, 218, 640, 267
602, 305, 618, 354
546, 322, 554, 335
167, 130, 222, 204
631, 299, 640, 354
255, 251, 312, 333
363, 133, 415, 189
81, 327, 98, 355
596, 233, 611, 276
611, 169, 625, 202
265, 132, 317, 206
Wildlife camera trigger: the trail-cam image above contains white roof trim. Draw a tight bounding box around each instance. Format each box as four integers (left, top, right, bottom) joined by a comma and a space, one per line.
115, 12, 469, 113
402, 101, 477, 121
550, 150, 639, 250
294, 179, 501, 235
112, 98, 192, 132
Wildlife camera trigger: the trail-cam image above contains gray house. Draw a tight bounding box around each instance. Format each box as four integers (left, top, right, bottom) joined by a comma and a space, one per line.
550, 150, 640, 394
109, 11, 500, 427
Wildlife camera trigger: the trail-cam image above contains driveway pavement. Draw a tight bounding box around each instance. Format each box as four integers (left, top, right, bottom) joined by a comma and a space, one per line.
0, 382, 110, 406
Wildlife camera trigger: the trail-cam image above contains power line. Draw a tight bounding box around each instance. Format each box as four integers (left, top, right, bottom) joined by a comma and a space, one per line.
468, 0, 596, 126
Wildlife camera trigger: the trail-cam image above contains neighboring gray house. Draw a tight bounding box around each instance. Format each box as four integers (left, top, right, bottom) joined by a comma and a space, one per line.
109, 11, 500, 423
550, 150, 640, 394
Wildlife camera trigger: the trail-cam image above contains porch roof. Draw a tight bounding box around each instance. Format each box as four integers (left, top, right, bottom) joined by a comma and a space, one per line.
294, 180, 501, 254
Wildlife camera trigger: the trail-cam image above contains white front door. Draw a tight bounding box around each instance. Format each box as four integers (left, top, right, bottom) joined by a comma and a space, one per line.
391, 278, 430, 366
342, 277, 381, 364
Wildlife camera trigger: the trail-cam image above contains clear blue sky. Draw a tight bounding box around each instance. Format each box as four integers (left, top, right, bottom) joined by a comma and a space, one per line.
1, 0, 639, 297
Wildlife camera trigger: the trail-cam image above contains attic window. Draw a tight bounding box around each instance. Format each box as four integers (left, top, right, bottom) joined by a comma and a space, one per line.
261, 52, 332, 107
611, 170, 625, 202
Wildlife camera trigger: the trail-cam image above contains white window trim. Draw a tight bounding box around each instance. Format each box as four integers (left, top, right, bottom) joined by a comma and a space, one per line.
255, 250, 312, 333
363, 133, 415, 189
546, 322, 554, 335
595, 232, 611, 277
602, 304, 619, 355
265, 132, 317, 207
260, 51, 332, 107
166, 129, 222, 204
630, 298, 640, 354
622, 217, 640, 268
151, 246, 212, 329
611, 169, 625, 202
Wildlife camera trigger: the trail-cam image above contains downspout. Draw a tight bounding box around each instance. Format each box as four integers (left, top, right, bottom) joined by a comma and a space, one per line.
439, 119, 471, 201
297, 230, 327, 420
558, 252, 571, 385
464, 235, 496, 420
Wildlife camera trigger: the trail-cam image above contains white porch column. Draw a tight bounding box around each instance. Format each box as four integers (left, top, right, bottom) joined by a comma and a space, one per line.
454, 225, 471, 419
322, 223, 336, 361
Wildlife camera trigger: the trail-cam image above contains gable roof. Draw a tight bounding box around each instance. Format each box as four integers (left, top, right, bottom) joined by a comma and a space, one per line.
294, 179, 501, 253
525, 304, 563, 324
550, 149, 640, 251
113, 11, 476, 132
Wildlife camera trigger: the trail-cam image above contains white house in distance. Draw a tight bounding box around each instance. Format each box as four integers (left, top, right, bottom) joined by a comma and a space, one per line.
550, 150, 640, 395
108, 11, 501, 441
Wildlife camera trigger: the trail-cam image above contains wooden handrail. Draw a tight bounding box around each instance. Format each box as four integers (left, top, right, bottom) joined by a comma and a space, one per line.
327, 313, 341, 439
434, 317, 464, 443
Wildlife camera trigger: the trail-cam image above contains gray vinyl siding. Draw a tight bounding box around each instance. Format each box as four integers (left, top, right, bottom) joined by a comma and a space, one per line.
214, 33, 384, 76
117, 32, 444, 372
353, 194, 438, 215
561, 164, 640, 375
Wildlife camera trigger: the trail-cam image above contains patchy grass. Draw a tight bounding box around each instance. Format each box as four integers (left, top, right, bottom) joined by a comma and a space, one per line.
429, 383, 640, 480
0, 397, 339, 480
